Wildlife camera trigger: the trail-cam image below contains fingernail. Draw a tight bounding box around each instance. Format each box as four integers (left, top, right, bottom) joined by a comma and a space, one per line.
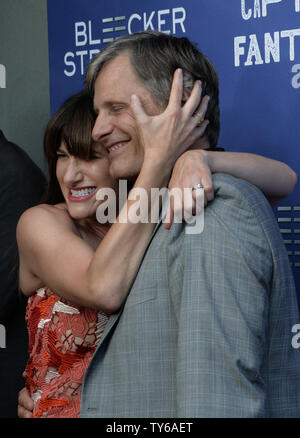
177, 68, 182, 74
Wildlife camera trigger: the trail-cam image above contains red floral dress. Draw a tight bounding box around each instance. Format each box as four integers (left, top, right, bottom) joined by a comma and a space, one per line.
24, 287, 108, 418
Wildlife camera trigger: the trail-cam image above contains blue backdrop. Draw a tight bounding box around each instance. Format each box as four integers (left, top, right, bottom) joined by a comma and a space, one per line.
47, 0, 300, 297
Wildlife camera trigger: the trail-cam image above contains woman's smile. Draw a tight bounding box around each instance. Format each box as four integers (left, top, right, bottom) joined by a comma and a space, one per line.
68, 186, 98, 202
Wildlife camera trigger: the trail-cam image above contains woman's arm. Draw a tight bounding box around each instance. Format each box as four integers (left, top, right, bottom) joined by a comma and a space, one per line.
17, 69, 209, 312
87, 72, 210, 312
164, 148, 297, 228
206, 150, 297, 204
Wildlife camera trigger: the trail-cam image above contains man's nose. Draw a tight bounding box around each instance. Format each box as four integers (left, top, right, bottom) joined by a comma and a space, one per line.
92, 112, 113, 142
63, 157, 83, 185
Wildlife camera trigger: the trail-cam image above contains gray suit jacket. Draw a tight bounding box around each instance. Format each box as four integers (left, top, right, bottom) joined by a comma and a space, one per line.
80, 174, 300, 418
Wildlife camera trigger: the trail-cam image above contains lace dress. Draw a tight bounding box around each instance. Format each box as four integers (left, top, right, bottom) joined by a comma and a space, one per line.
24, 286, 108, 418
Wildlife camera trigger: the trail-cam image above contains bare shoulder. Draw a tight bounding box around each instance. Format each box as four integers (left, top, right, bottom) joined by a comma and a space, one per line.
16, 203, 79, 255
17, 203, 74, 235
17, 204, 79, 296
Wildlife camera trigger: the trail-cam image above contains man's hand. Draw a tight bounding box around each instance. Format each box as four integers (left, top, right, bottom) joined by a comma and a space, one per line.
18, 387, 33, 418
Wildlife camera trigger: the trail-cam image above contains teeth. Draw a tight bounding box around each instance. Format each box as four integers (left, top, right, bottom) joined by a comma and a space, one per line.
70, 188, 96, 197
110, 143, 125, 152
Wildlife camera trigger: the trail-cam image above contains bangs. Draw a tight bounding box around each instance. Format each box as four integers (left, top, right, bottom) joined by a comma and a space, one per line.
63, 92, 96, 160
45, 90, 96, 161
61, 105, 95, 160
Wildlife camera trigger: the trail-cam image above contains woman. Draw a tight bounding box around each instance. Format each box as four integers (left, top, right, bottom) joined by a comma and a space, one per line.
17, 73, 296, 417
17, 73, 213, 418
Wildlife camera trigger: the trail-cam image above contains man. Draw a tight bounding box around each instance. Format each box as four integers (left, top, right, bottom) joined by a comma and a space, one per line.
20, 31, 300, 417
0, 130, 46, 417
81, 32, 300, 417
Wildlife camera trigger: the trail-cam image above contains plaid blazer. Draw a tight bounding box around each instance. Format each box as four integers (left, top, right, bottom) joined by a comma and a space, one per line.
81, 174, 300, 418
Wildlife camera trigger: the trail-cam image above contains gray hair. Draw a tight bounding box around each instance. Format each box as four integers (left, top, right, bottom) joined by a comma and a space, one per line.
85, 31, 220, 147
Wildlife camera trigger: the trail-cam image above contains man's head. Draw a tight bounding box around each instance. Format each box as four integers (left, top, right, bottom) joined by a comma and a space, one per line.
86, 31, 220, 180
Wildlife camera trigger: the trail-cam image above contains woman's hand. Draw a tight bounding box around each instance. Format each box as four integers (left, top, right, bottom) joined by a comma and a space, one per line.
18, 386, 33, 418
164, 148, 299, 229
164, 149, 215, 229
130, 68, 210, 172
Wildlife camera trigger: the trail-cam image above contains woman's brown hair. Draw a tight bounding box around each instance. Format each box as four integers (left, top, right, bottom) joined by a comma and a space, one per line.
42, 90, 96, 204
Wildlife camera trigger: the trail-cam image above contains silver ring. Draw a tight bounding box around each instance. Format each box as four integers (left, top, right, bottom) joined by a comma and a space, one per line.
192, 183, 203, 190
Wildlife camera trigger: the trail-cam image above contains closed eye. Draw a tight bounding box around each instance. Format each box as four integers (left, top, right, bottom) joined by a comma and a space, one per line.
111, 105, 125, 113
56, 152, 68, 159
90, 154, 103, 160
